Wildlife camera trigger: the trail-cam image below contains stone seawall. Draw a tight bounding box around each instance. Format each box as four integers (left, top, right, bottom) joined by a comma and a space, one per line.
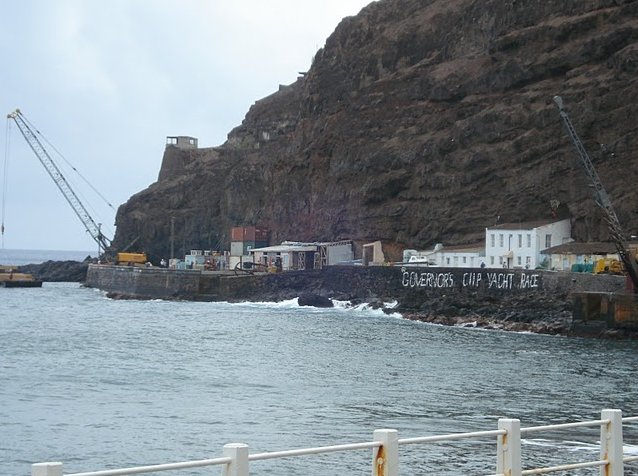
86, 264, 630, 336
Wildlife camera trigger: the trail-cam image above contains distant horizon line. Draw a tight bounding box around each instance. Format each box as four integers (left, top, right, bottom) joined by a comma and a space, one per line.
0, 248, 95, 254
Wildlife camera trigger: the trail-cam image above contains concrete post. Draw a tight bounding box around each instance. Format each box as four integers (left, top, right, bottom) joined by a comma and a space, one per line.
600, 409, 623, 476
372, 429, 399, 476
32, 462, 63, 476
497, 419, 521, 476
222, 443, 249, 476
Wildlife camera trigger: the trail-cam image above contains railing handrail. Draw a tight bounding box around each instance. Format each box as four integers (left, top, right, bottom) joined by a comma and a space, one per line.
520, 418, 609, 434
31, 409, 637, 476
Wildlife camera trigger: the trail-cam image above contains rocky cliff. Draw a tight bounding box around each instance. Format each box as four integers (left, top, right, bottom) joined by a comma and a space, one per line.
112, 0, 638, 262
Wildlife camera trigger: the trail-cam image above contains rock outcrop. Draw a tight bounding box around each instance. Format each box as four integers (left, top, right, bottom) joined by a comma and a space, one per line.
112, 0, 638, 262
19, 259, 93, 282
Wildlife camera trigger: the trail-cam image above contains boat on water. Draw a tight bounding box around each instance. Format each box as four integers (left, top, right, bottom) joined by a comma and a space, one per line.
0, 266, 42, 288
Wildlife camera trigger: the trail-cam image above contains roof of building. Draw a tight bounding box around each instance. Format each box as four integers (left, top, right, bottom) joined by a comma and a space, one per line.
250, 244, 317, 253
487, 219, 567, 231
433, 242, 485, 253
417, 242, 484, 254
281, 240, 352, 247
541, 241, 624, 255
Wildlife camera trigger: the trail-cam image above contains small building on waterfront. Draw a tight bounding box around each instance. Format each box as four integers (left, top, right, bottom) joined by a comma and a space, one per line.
485, 219, 572, 269
436, 243, 485, 268
403, 243, 484, 268
250, 240, 353, 271
541, 241, 638, 272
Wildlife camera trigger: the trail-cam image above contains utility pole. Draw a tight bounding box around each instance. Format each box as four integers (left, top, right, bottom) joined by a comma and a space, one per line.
170, 216, 175, 261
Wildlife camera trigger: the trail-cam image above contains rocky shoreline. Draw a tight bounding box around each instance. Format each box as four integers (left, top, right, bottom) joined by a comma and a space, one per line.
17, 258, 93, 282
16, 260, 637, 339
401, 311, 638, 340
85, 264, 638, 340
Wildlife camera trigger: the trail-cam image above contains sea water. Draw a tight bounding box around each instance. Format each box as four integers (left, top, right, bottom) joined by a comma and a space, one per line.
2, 282, 638, 475
0, 249, 94, 266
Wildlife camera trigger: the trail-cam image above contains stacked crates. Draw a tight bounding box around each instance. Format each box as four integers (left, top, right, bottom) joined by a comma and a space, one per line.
230, 226, 269, 256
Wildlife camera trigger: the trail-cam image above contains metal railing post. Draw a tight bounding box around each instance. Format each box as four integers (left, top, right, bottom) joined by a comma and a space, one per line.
222, 443, 249, 476
600, 409, 623, 476
497, 419, 521, 476
32, 462, 63, 476
372, 429, 399, 476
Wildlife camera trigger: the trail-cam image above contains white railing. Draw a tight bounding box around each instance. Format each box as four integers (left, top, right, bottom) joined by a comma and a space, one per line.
32, 409, 638, 476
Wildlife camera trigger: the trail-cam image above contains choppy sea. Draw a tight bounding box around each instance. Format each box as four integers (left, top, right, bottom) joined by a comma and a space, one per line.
1, 251, 638, 475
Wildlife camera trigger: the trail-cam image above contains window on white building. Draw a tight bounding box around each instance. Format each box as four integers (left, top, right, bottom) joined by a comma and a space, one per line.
446, 257, 450, 265
462, 256, 467, 264
527, 234, 532, 247
499, 234, 504, 247
490, 234, 495, 247
490, 256, 495, 265
517, 256, 522, 266
518, 234, 522, 248
545, 234, 552, 248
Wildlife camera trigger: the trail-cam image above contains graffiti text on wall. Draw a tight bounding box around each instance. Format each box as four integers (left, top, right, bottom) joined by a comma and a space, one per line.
401, 269, 540, 290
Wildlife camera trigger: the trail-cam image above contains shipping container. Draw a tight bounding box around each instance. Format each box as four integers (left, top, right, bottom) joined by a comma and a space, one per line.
231, 227, 244, 242
231, 226, 269, 242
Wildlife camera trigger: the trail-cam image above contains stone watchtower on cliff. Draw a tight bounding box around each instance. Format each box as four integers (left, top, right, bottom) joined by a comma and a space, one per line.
166, 136, 198, 149
158, 136, 199, 181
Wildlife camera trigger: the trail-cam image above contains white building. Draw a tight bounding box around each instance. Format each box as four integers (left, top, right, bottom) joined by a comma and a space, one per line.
485, 219, 572, 269
436, 243, 485, 268
404, 243, 484, 268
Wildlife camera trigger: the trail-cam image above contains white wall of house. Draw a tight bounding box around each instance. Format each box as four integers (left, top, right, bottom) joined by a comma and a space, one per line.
485, 219, 572, 269
437, 250, 483, 268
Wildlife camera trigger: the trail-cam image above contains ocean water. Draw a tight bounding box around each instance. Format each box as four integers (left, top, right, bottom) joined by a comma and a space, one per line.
2, 283, 638, 476
0, 249, 94, 266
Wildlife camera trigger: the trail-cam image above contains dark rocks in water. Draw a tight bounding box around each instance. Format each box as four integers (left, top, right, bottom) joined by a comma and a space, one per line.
298, 293, 334, 308
18, 257, 94, 282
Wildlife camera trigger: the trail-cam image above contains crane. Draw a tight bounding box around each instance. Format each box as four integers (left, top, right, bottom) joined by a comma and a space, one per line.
6, 109, 111, 256
553, 95, 638, 292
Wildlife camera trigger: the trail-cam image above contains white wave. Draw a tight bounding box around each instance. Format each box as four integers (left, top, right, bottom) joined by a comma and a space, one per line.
458, 320, 478, 328
331, 299, 402, 318
223, 297, 403, 318
222, 298, 301, 309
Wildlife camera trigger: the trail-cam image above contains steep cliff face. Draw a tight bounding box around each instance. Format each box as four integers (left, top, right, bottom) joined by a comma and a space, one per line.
112, 0, 638, 261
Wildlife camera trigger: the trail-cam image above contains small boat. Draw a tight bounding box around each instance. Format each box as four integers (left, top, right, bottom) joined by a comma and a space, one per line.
0, 266, 43, 288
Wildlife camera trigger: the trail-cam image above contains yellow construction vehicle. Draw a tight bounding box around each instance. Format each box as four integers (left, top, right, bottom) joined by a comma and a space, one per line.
116, 252, 147, 266
593, 258, 624, 275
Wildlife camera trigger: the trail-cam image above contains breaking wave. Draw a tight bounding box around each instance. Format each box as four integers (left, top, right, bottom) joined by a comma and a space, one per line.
226, 297, 402, 318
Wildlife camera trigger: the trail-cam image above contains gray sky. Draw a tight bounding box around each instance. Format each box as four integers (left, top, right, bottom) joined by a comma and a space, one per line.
0, 0, 372, 252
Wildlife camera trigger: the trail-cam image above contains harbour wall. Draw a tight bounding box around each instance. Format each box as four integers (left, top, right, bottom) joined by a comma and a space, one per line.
85, 264, 625, 303
85, 265, 631, 335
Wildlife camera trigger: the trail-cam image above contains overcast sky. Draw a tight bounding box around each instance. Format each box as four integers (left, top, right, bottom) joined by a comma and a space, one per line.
0, 0, 373, 252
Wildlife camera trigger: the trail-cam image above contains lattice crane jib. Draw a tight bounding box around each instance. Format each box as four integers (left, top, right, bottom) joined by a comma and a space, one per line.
7, 109, 111, 254
553, 96, 638, 291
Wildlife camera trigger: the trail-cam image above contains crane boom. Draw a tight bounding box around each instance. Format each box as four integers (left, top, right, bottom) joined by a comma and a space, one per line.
553, 96, 638, 291
7, 109, 111, 254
